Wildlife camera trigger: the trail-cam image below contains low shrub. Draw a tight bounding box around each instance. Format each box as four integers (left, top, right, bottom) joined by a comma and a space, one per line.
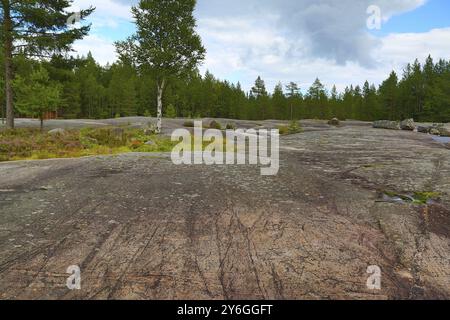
278, 121, 303, 135
209, 120, 222, 130
226, 123, 237, 130
0, 127, 177, 162
80, 127, 126, 147
165, 104, 177, 118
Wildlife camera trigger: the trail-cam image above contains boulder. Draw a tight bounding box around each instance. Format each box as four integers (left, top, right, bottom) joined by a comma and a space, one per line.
429, 128, 440, 136
432, 123, 444, 129
400, 119, 415, 131
427, 123, 450, 136
373, 120, 401, 130
438, 127, 450, 137
48, 128, 66, 135
328, 118, 341, 126
417, 126, 430, 134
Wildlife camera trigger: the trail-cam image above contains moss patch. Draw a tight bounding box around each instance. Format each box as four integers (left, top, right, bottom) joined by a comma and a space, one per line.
412, 192, 441, 204
380, 190, 440, 204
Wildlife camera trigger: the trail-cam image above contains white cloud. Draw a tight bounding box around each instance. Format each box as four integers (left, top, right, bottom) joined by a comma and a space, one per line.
70, 0, 450, 93
71, 0, 132, 21
377, 27, 450, 66
72, 34, 117, 65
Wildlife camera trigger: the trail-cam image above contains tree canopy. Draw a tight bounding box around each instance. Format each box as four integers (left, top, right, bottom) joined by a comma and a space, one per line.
116, 0, 205, 133
0, 0, 94, 128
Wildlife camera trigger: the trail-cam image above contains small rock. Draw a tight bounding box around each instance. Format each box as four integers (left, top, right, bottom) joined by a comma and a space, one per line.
143, 123, 157, 135
417, 126, 430, 134
400, 119, 415, 131
396, 270, 414, 280
48, 128, 66, 135
373, 120, 401, 130
145, 140, 156, 146
328, 118, 340, 126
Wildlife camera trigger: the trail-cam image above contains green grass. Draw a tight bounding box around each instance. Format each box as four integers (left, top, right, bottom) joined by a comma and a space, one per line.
412, 192, 440, 204
0, 127, 178, 162
0, 127, 235, 162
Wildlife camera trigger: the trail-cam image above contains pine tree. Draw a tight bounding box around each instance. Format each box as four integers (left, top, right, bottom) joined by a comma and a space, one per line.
379, 71, 399, 120
272, 82, 287, 120
251, 76, 268, 98
12, 65, 62, 131
307, 78, 328, 119
285, 82, 301, 120
0, 0, 94, 128
108, 62, 137, 117
251, 76, 269, 119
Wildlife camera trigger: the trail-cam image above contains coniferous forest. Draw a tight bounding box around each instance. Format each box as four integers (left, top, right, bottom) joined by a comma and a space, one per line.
1, 52, 449, 123
0, 0, 449, 125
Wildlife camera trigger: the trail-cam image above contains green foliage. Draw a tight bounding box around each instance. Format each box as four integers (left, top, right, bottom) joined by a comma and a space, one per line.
115, 0, 206, 132
0, 128, 176, 162
226, 123, 237, 130
12, 66, 62, 122
165, 104, 177, 118
413, 192, 440, 204
1, 1, 94, 56
209, 120, 222, 130
1, 0, 94, 128
80, 127, 126, 147
108, 62, 137, 117
278, 120, 303, 135
116, 0, 206, 80
3, 44, 450, 124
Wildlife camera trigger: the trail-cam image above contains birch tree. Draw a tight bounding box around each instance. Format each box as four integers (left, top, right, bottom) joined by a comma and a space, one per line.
116, 0, 205, 133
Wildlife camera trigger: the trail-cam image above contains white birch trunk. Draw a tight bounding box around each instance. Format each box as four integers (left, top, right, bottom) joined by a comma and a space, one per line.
156, 79, 165, 134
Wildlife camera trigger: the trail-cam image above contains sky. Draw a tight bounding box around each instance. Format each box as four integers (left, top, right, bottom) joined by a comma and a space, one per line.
70, 0, 450, 93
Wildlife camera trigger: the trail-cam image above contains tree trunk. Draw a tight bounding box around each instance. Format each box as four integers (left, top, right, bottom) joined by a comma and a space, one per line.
3, 0, 14, 129
40, 117, 44, 132
156, 79, 166, 134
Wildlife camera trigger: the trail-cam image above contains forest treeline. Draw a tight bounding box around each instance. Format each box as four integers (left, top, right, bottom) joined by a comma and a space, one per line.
1, 51, 449, 123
